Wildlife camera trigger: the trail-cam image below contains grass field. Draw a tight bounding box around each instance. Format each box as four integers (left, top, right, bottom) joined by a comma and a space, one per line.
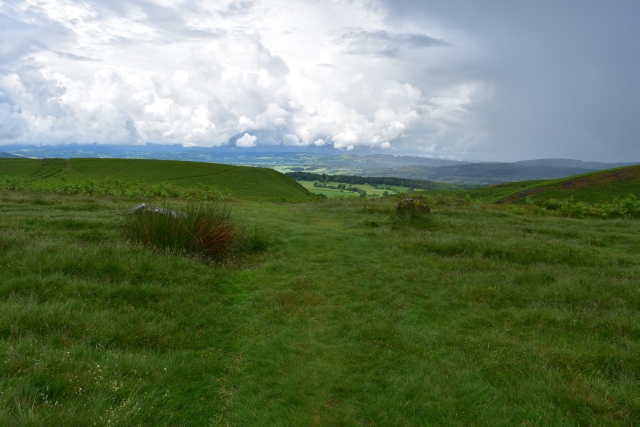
0, 189, 638, 426
468, 165, 640, 204
0, 158, 313, 202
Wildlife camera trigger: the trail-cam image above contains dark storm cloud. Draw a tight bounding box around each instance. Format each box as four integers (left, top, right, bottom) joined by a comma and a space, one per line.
335, 29, 450, 57
380, 0, 640, 162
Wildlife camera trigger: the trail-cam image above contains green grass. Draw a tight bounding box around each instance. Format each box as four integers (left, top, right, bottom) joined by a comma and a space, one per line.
1, 191, 638, 426
0, 158, 313, 202
466, 180, 548, 203
296, 180, 415, 198
468, 165, 640, 204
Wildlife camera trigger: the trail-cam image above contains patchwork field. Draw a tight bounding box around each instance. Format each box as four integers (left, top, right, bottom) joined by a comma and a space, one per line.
296, 180, 415, 198
0, 188, 638, 426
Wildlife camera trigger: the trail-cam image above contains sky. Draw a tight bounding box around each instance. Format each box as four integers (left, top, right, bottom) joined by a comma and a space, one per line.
0, 0, 638, 162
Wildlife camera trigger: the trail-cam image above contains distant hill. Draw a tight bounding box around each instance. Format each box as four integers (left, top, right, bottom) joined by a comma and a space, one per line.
0, 152, 21, 158
3, 144, 638, 186
514, 158, 636, 170
355, 161, 640, 185
356, 163, 594, 184
468, 165, 640, 204
0, 158, 313, 202
1, 145, 466, 170
314, 154, 466, 170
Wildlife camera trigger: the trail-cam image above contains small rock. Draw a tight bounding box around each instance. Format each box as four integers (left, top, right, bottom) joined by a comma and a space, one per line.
129, 203, 186, 218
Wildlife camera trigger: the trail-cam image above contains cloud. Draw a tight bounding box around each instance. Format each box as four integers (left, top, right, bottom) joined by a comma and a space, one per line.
282, 134, 301, 146
0, 12, 71, 66
125, 119, 139, 142
54, 52, 101, 62
0, 0, 636, 162
0, 0, 468, 153
0, 102, 27, 140
236, 133, 257, 147
335, 29, 450, 57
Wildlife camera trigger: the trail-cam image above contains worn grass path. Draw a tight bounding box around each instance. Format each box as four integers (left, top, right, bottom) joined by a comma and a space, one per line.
0, 192, 638, 426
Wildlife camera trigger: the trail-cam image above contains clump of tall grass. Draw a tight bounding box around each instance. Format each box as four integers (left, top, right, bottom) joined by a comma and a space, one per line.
123, 201, 264, 261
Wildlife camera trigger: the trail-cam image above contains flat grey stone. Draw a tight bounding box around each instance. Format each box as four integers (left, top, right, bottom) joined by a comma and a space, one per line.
129, 203, 186, 218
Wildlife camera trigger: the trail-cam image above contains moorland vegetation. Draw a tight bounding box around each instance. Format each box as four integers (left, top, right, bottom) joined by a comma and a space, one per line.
0, 158, 313, 202
0, 159, 639, 426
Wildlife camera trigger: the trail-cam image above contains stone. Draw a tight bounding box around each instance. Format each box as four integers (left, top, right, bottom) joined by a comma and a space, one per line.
129, 203, 186, 218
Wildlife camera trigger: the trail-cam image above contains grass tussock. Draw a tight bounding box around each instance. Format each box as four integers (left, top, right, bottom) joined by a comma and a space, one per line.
123, 201, 263, 261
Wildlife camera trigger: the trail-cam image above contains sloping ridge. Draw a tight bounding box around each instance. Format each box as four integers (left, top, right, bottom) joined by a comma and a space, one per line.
493, 165, 640, 204
0, 158, 313, 201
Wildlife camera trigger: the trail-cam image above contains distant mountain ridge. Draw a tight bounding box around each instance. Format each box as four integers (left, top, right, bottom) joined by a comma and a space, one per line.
514, 158, 636, 170
0, 152, 21, 158
354, 160, 640, 185
2, 145, 637, 185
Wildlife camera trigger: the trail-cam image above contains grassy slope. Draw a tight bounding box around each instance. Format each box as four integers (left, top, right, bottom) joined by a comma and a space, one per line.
1, 192, 638, 426
0, 158, 313, 201
469, 165, 640, 203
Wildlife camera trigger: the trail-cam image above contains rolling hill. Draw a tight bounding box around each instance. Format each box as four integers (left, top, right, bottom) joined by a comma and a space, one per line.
0, 158, 313, 201
0, 152, 21, 158
468, 165, 640, 203
356, 162, 638, 185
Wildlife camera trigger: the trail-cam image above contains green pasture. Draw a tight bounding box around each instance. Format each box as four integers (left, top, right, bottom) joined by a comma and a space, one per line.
297, 180, 414, 198
0, 158, 313, 202
0, 189, 638, 426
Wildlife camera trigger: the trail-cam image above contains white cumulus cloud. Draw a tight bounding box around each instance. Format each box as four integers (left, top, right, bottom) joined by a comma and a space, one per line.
0, 0, 482, 156
236, 133, 257, 148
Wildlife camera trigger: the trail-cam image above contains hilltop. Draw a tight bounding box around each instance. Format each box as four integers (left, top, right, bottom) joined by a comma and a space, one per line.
0, 158, 313, 201
468, 165, 640, 203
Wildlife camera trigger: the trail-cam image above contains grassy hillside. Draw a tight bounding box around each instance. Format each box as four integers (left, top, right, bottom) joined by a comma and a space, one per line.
0, 192, 638, 426
0, 158, 313, 201
469, 165, 640, 204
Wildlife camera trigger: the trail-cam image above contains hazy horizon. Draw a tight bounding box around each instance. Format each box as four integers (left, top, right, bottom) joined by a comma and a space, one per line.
3, 143, 639, 167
